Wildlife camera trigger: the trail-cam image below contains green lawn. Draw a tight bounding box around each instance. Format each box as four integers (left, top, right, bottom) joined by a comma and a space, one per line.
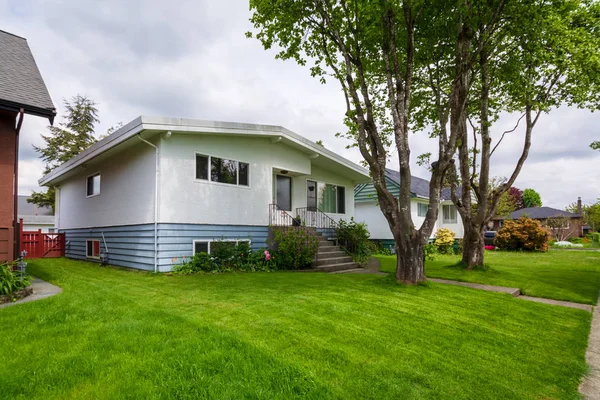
377, 250, 600, 304
0, 258, 592, 399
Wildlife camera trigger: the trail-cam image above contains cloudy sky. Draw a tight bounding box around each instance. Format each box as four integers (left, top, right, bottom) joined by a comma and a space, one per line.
2, 0, 599, 209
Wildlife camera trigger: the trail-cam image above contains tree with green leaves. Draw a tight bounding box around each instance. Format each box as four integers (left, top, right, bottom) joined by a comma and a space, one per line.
437, 0, 600, 267
592, 141, 600, 151
522, 188, 542, 208
29, 95, 99, 211
249, 0, 512, 283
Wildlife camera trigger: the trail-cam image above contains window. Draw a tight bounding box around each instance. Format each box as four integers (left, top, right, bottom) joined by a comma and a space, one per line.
193, 239, 250, 254
86, 239, 100, 259
417, 203, 428, 217
196, 154, 249, 186
86, 173, 101, 197
194, 241, 209, 254
317, 183, 345, 214
443, 205, 457, 224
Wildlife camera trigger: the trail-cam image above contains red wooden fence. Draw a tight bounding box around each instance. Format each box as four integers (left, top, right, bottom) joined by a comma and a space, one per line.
19, 219, 65, 259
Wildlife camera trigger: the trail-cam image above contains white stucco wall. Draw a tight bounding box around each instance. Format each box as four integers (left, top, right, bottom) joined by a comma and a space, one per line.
56, 142, 156, 229
355, 199, 464, 240
159, 134, 355, 225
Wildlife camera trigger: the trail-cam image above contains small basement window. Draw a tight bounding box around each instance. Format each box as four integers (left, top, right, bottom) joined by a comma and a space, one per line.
193, 241, 209, 254
86, 239, 101, 259
87, 173, 101, 197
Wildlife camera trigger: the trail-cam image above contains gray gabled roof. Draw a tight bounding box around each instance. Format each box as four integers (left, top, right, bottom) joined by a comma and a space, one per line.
511, 207, 580, 220
384, 168, 455, 201
17, 195, 53, 217
0, 30, 55, 122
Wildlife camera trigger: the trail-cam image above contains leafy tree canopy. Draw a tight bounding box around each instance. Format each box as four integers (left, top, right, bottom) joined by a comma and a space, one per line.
29, 95, 100, 211
522, 188, 543, 208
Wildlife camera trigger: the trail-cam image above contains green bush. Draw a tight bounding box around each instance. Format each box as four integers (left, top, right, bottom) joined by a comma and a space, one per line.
568, 237, 583, 244
336, 218, 375, 266
0, 262, 31, 298
269, 228, 319, 270
424, 243, 438, 261
593, 233, 600, 243
172, 242, 272, 274
452, 239, 463, 255
495, 217, 550, 252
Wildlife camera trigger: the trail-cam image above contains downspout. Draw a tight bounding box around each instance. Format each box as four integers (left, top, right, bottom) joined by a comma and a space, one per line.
137, 133, 159, 273
14, 109, 24, 259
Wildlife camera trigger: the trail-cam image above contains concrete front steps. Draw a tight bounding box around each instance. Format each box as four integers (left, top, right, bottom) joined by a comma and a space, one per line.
311, 229, 361, 272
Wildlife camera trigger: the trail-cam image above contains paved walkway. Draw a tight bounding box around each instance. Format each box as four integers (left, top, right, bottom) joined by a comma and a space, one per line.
429, 278, 592, 312
0, 278, 61, 309
581, 306, 600, 399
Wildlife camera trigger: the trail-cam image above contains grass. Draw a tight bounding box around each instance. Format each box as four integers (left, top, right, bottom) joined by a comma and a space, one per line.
0, 258, 593, 399
377, 250, 600, 304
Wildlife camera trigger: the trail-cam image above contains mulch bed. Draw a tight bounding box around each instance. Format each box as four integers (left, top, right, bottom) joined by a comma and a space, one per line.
0, 286, 33, 304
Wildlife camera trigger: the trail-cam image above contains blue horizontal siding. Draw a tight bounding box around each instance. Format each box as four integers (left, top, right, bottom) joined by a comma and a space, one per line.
157, 224, 269, 272
61, 223, 269, 273
60, 224, 155, 271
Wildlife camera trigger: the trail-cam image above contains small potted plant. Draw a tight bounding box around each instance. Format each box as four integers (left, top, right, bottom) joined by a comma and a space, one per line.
292, 215, 302, 227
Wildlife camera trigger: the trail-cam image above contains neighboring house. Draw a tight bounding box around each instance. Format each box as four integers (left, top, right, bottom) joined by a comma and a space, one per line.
17, 195, 54, 232
507, 207, 583, 240
39, 116, 370, 272
354, 169, 464, 249
0, 30, 55, 262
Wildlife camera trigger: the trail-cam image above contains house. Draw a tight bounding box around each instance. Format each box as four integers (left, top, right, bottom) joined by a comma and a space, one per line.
509, 206, 583, 239
0, 30, 55, 262
354, 169, 464, 250
39, 116, 371, 272
18, 195, 54, 232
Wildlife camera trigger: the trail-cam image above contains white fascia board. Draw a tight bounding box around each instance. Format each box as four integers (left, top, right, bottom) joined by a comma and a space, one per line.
38, 117, 145, 186
39, 115, 370, 186
141, 116, 370, 178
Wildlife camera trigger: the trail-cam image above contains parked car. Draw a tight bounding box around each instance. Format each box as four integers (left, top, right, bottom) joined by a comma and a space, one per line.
484, 231, 496, 246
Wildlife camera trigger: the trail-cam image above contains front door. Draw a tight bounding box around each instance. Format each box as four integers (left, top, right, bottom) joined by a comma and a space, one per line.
307, 180, 317, 210
276, 175, 292, 211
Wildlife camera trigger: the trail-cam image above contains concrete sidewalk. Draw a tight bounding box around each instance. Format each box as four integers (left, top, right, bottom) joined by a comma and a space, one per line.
0, 278, 61, 309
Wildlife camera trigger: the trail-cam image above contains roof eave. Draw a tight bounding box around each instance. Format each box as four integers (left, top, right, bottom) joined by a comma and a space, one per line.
0, 99, 56, 124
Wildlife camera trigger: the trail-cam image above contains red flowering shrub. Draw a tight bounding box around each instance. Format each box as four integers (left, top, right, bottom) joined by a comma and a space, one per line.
484, 245, 496, 251
495, 217, 550, 252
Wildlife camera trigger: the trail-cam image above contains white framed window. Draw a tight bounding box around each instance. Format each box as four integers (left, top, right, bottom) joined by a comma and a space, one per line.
86, 239, 101, 259
316, 182, 346, 214
443, 205, 457, 224
195, 153, 249, 186
192, 239, 251, 254
417, 203, 428, 217
86, 173, 101, 197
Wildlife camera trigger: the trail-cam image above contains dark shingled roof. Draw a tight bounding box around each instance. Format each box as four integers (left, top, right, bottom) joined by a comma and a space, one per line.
0, 30, 55, 122
510, 207, 580, 220
17, 195, 53, 216
384, 168, 456, 200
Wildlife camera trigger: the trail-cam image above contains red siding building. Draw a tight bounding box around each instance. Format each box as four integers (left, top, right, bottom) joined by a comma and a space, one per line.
0, 30, 55, 262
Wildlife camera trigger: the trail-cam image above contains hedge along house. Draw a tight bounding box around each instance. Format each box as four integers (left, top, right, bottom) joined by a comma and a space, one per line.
354, 169, 464, 251
0, 30, 56, 262
39, 116, 370, 272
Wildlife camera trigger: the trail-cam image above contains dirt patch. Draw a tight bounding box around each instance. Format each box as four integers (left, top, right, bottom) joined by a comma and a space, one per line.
0, 286, 33, 304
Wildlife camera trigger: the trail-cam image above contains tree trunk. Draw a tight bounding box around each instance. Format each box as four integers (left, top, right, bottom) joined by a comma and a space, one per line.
462, 224, 485, 269
395, 237, 426, 284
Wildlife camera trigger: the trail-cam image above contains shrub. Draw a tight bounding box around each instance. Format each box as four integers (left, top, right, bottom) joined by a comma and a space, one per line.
568, 237, 583, 244
424, 243, 437, 261
592, 232, 599, 243
495, 217, 550, 252
172, 242, 273, 274
0, 262, 31, 298
336, 218, 375, 266
453, 238, 463, 255
435, 228, 455, 254
269, 228, 319, 270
